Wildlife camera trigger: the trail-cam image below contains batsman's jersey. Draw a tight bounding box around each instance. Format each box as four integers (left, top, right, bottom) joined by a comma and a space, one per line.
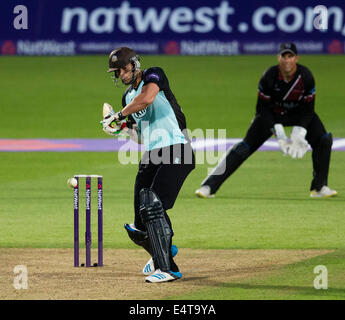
123, 67, 188, 151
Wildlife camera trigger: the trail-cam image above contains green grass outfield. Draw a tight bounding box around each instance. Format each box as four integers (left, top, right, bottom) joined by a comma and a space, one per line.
0, 55, 344, 299
1, 55, 345, 138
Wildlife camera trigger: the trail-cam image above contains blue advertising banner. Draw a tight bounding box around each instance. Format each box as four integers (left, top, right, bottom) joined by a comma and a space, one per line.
1, 0, 344, 55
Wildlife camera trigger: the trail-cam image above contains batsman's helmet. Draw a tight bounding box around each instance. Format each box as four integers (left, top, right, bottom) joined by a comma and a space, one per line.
107, 47, 141, 78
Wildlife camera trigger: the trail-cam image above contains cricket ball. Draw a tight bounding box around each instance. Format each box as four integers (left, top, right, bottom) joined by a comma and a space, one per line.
67, 177, 78, 188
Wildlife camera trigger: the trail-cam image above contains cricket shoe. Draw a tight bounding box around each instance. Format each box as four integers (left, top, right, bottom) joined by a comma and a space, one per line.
195, 185, 214, 198
142, 245, 178, 276
145, 269, 182, 283
310, 186, 338, 198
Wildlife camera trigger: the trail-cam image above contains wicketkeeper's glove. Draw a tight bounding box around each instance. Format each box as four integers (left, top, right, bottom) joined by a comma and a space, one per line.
273, 123, 290, 156
288, 126, 310, 159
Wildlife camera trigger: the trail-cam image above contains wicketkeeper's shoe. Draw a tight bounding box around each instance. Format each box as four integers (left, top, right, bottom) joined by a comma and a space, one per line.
310, 186, 338, 198
145, 269, 182, 283
195, 185, 214, 198
142, 245, 178, 276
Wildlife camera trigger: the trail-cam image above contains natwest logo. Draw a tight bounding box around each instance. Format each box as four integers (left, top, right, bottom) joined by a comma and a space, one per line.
61, 1, 235, 34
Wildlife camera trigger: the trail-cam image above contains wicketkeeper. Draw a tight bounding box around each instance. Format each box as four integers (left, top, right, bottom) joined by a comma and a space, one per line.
101, 47, 195, 283
196, 43, 337, 199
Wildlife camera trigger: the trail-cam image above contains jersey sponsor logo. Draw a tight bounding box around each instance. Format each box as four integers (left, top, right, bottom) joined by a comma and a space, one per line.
280, 101, 298, 109
145, 73, 160, 81
133, 108, 147, 119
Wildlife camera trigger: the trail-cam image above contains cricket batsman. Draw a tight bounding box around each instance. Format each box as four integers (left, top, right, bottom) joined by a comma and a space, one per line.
196, 43, 337, 199
101, 47, 195, 283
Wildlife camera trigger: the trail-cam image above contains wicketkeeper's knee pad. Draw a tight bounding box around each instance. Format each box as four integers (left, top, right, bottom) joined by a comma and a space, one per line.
319, 132, 333, 149
124, 223, 152, 255
139, 188, 172, 272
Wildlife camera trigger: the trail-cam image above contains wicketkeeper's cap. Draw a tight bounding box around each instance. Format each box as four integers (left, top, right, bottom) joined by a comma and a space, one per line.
279, 43, 298, 56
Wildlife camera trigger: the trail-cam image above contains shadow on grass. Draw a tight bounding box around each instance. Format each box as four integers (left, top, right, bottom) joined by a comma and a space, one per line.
217, 282, 344, 298
212, 195, 343, 202
182, 276, 210, 282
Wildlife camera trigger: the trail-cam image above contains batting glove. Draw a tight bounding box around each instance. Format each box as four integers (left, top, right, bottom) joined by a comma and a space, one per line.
288, 126, 310, 159
101, 109, 125, 126
273, 123, 290, 156
102, 119, 127, 136
100, 108, 127, 136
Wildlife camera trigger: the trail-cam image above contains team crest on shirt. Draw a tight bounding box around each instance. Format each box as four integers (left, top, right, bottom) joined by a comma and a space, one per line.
133, 109, 147, 119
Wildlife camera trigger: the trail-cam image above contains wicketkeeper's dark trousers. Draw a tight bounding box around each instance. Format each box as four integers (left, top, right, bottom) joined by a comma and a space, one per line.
203, 112, 332, 193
